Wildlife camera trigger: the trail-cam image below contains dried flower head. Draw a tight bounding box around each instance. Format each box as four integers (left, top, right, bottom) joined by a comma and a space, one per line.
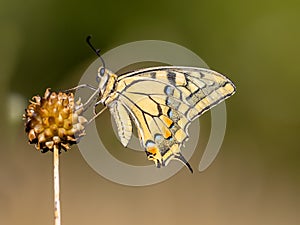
23, 88, 87, 153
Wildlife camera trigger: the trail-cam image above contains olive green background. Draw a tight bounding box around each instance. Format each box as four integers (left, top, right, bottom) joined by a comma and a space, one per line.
1, 0, 299, 224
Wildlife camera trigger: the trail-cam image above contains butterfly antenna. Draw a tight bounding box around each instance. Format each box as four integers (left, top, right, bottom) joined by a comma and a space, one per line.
86, 35, 106, 69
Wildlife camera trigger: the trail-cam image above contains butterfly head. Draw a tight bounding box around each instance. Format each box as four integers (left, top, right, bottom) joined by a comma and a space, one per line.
96, 66, 109, 91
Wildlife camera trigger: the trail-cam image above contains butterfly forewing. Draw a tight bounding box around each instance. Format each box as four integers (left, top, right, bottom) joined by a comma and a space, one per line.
105, 66, 236, 170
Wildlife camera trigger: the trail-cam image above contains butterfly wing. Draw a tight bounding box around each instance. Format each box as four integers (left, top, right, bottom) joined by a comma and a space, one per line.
109, 66, 236, 171
109, 100, 132, 147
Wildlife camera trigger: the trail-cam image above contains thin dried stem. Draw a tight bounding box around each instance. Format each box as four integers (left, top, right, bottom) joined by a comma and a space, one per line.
53, 145, 61, 225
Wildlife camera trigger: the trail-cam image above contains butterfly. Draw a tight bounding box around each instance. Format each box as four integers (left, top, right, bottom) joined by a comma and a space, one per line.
72, 36, 236, 173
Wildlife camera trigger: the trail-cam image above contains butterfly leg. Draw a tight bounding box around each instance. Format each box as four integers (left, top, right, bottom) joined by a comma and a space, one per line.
62, 84, 98, 93
92, 100, 102, 115
87, 101, 107, 124
81, 88, 101, 111
63, 84, 100, 112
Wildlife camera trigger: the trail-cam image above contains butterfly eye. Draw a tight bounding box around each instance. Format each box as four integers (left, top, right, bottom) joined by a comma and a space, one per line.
100, 68, 105, 76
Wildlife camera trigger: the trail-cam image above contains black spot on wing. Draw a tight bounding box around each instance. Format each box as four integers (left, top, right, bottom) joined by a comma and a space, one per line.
150, 72, 156, 79
148, 96, 163, 116
167, 72, 176, 85
157, 102, 163, 115
199, 71, 205, 78
167, 108, 172, 117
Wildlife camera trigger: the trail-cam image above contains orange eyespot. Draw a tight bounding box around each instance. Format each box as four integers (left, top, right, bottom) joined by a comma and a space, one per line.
146, 146, 158, 156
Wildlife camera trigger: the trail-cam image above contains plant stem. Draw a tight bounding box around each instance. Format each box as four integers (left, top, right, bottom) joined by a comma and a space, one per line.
53, 145, 61, 225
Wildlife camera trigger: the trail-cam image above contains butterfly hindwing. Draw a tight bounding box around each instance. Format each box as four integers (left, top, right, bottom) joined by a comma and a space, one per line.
109, 101, 132, 147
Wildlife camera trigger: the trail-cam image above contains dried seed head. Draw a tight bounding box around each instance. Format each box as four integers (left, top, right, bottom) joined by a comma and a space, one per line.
23, 88, 87, 153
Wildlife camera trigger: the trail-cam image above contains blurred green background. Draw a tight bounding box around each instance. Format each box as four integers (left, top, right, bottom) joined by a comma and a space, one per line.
1, 0, 299, 224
